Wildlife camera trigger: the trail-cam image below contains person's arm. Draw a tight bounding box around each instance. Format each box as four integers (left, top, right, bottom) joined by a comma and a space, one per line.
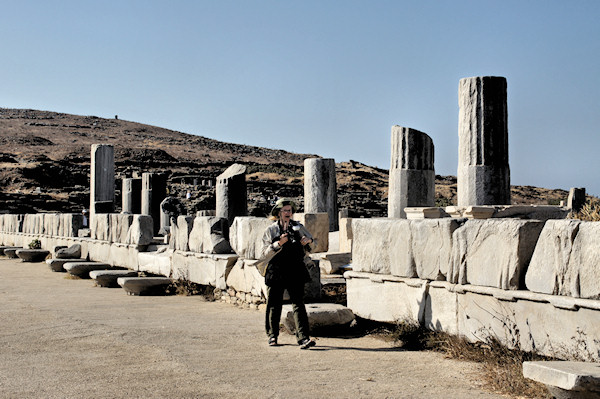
259, 225, 282, 261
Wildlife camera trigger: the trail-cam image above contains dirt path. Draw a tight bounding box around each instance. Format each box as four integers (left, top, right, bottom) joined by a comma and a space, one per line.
0, 257, 507, 399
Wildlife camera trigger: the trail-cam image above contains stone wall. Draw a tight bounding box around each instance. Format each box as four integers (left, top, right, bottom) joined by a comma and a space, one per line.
347, 217, 600, 360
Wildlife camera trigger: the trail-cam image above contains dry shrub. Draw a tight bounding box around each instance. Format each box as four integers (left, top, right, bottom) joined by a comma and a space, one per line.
166, 278, 215, 300
571, 199, 600, 221
424, 332, 552, 399
370, 319, 552, 398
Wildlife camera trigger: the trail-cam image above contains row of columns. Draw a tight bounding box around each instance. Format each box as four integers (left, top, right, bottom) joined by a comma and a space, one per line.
90, 75, 561, 232
388, 76, 511, 215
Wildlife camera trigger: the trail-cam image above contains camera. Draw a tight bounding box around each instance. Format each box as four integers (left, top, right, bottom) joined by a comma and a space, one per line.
286, 224, 301, 243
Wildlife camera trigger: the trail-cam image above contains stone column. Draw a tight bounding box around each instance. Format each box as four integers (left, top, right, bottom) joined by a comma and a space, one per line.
90, 144, 115, 223
216, 164, 247, 226
141, 173, 167, 235
122, 178, 142, 214
304, 158, 338, 231
568, 187, 586, 212
458, 76, 511, 206
388, 126, 435, 218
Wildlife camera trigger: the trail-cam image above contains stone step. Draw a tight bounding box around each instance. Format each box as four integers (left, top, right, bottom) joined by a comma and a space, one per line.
523, 361, 600, 398
281, 303, 354, 334
63, 262, 112, 278
16, 249, 50, 262
89, 270, 138, 287
3, 248, 22, 258
117, 277, 173, 296
0, 246, 22, 256
320, 275, 346, 285
46, 258, 88, 272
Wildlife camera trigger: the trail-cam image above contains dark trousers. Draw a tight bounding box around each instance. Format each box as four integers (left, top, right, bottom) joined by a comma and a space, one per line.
265, 283, 310, 344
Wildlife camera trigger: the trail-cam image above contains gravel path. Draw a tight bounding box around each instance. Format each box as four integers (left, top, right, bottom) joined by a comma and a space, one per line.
0, 257, 506, 399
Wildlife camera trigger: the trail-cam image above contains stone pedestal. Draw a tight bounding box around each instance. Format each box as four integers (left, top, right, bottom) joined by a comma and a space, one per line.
304, 158, 338, 231
216, 164, 247, 226
457, 76, 510, 206
90, 144, 115, 223
122, 178, 142, 214
388, 127, 435, 218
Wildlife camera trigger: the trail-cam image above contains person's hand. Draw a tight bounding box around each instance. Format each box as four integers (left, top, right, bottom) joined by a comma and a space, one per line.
300, 236, 312, 246
279, 233, 289, 246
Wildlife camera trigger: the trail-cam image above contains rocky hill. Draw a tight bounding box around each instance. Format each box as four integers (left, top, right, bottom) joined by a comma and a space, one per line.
0, 108, 571, 217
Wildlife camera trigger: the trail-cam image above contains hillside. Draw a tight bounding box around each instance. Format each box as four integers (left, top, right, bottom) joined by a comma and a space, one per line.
0, 108, 570, 216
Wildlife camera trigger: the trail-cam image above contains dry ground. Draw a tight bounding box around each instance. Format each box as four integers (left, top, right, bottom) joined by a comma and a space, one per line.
0, 257, 509, 399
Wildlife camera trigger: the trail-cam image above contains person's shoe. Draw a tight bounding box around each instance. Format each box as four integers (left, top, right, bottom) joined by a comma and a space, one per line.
268, 337, 278, 346
299, 338, 316, 349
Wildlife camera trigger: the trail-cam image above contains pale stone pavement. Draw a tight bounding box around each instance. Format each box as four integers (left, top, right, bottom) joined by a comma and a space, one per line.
0, 257, 506, 399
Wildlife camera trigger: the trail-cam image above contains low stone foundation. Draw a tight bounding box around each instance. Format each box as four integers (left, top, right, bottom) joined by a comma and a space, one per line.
346, 271, 600, 361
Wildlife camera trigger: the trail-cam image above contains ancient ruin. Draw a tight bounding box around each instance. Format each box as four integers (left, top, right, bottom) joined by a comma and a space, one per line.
458, 76, 510, 206
2, 76, 599, 396
388, 126, 435, 218
304, 158, 338, 231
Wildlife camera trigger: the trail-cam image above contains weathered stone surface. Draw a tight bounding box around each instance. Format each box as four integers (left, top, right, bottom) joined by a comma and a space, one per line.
405, 207, 448, 220
111, 214, 134, 244
457, 76, 510, 206
23, 214, 44, 235
4, 248, 21, 258
318, 252, 351, 275
338, 217, 353, 253
171, 252, 237, 290
141, 173, 167, 235
188, 216, 232, 254
89, 269, 138, 287
346, 271, 600, 360
46, 258, 87, 272
91, 213, 110, 241
292, 213, 329, 253
463, 206, 495, 219
64, 262, 111, 278
388, 127, 435, 218
122, 178, 142, 214
351, 218, 415, 277
525, 220, 581, 296
568, 187, 587, 213
569, 223, 600, 299
345, 272, 428, 323
492, 205, 569, 220
225, 259, 268, 298
281, 303, 354, 333
449, 219, 544, 289
216, 164, 247, 226
90, 144, 115, 222
16, 249, 50, 262
523, 361, 600, 396
412, 219, 462, 280
229, 217, 272, 259
172, 215, 194, 251
117, 276, 172, 295
137, 248, 172, 276
0, 246, 21, 256
126, 215, 153, 246
56, 244, 82, 259
304, 158, 338, 231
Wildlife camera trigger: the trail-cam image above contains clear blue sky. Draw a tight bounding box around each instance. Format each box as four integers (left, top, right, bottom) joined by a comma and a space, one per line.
2, 1, 599, 196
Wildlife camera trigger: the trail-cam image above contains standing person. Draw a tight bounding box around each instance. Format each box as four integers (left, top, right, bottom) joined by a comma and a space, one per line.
260, 198, 316, 349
